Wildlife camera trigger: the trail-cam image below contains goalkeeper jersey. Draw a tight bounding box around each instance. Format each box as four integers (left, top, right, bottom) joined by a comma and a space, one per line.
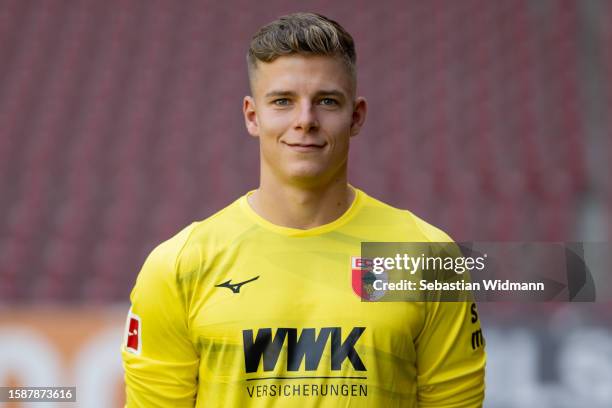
121, 187, 485, 407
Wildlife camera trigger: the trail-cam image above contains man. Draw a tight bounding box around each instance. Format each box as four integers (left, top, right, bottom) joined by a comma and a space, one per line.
121, 12, 485, 407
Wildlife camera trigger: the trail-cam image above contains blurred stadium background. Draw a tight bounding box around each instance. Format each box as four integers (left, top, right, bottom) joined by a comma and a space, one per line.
0, 0, 611, 407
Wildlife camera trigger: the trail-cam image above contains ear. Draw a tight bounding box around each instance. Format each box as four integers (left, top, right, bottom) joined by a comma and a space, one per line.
350, 96, 367, 137
243, 96, 259, 138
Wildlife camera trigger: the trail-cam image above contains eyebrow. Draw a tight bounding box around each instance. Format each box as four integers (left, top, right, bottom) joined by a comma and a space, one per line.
264, 90, 347, 99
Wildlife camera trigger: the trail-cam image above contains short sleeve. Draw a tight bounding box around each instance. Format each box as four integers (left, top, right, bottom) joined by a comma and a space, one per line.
121, 226, 200, 407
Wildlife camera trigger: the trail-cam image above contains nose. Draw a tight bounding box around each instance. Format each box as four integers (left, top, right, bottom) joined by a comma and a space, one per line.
294, 101, 319, 132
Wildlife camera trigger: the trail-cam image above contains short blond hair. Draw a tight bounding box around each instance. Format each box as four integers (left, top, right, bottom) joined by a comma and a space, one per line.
247, 12, 356, 89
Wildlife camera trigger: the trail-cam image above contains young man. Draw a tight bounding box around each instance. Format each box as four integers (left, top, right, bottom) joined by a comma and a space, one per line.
121, 12, 485, 407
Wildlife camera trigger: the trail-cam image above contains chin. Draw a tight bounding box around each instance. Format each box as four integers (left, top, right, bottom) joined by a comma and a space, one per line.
284, 164, 329, 184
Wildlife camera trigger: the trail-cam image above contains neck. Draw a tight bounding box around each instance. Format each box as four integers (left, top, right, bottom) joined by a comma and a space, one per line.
248, 172, 355, 230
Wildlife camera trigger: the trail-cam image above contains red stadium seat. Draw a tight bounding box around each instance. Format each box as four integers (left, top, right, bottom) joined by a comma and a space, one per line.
0, 0, 598, 300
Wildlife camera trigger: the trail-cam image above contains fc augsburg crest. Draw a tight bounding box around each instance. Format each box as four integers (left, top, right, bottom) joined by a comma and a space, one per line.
351, 257, 386, 301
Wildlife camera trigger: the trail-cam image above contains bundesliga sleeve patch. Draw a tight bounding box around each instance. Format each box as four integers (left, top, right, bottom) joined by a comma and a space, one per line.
124, 308, 141, 355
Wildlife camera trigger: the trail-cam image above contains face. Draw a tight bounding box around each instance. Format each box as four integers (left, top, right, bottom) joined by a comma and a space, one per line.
243, 54, 367, 187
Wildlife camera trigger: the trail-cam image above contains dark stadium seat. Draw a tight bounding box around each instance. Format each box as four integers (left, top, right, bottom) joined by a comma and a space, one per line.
0, 0, 602, 301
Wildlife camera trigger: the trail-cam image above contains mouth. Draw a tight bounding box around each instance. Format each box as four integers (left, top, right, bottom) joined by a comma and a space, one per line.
282, 141, 326, 152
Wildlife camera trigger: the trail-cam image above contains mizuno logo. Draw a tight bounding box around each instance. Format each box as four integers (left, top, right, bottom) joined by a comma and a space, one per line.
215, 276, 259, 293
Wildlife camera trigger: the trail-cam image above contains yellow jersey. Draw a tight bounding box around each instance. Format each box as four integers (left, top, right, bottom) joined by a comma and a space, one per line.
121, 187, 485, 407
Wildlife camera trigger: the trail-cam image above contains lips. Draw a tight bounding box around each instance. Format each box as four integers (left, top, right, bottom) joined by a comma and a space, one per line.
282, 141, 326, 152
284, 142, 325, 147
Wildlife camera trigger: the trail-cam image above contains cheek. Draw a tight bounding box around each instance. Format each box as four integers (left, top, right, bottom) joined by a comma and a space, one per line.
258, 110, 293, 136
322, 116, 353, 147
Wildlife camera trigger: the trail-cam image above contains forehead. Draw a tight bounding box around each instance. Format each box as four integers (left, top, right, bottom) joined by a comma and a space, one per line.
251, 54, 354, 97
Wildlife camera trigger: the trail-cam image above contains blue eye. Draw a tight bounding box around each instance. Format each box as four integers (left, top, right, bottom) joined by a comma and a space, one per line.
273, 98, 290, 106
320, 98, 338, 106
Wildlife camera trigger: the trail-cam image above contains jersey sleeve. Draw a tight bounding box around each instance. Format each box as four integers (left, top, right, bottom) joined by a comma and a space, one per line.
121, 225, 200, 407
415, 297, 486, 407
411, 224, 486, 407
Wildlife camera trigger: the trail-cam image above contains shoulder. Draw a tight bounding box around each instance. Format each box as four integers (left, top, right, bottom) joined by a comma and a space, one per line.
147, 196, 254, 279
180, 196, 253, 256
131, 196, 252, 306
134, 222, 197, 290
355, 188, 454, 243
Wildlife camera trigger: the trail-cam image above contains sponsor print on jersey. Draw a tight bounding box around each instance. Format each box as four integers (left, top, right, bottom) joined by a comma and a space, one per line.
242, 327, 368, 399
351, 257, 386, 301
470, 302, 485, 350
243, 327, 366, 373
124, 308, 141, 355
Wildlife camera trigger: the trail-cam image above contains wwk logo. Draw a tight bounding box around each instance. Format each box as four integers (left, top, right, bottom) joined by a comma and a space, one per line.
242, 327, 366, 373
